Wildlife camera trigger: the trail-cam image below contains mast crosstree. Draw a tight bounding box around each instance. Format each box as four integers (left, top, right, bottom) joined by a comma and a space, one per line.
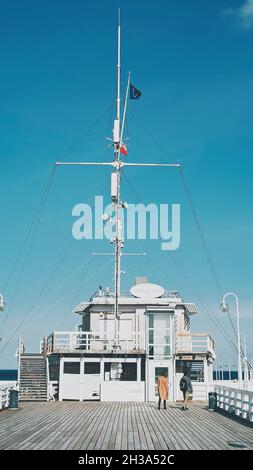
55, 10, 180, 350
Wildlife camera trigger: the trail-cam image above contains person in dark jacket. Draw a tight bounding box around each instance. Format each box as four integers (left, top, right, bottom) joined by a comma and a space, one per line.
180, 370, 193, 411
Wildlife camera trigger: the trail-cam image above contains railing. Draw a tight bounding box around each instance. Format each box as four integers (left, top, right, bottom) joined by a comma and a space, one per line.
46, 357, 50, 401
176, 333, 215, 356
0, 385, 14, 411
215, 385, 253, 423
46, 331, 145, 354
91, 289, 181, 300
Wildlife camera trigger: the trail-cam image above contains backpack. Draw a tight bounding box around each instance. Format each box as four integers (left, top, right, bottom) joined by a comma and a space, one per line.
180, 377, 187, 392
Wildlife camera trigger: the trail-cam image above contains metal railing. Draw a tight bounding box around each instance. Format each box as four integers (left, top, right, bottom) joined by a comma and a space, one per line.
176, 333, 215, 355
46, 331, 145, 354
214, 385, 253, 423
0, 385, 14, 410
90, 289, 181, 300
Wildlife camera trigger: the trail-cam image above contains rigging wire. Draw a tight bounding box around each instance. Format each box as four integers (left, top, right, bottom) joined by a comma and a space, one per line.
2, 102, 113, 299
2, 166, 57, 295
128, 109, 224, 291
60, 256, 111, 329
130, 237, 161, 285
59, 235, 114, 329
61, 258, 115, 331
56, 103, 113, 163
0, 239, 75, 355
0, 166, 57, 337
127, 110, 241, 346
123, 171, 239, 355
0, 170, 110, 353
1, 104, 113, 340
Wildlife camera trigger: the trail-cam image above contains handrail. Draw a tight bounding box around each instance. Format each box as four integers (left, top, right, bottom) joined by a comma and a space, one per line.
0, 385, 14, 411
176, 333, 214, 354
46, 356, 50, 401
45, 330, 145, 354
214, 384, 253, 423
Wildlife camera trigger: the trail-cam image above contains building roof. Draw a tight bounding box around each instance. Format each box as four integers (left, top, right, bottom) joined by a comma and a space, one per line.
74, 295, 198, 316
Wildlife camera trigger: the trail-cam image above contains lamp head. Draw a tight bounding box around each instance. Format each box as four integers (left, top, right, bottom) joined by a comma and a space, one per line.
220, 301, 229, 313
0, 293, 5, 312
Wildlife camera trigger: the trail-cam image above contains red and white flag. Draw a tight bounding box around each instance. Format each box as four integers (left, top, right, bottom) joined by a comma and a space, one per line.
120, 144, 128, 156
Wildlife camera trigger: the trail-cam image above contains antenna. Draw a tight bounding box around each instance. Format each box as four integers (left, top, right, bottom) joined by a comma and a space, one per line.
112, 7, 122, 349
55, 11, 181, 351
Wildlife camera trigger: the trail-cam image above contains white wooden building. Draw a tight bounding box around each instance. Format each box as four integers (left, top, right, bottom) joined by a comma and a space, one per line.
44, 278, 215, 402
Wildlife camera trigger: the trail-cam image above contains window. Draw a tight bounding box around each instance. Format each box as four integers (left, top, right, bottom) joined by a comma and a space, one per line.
99, 318, 133, 340
184, 314, 190, 331
120, 363, 137, 381
104, 362, 137, 381
148, 312, 172, 359
48, 356, 60, 381
84, 362, 100, 374
63, 362, 80, 374
176, 360, 204, 382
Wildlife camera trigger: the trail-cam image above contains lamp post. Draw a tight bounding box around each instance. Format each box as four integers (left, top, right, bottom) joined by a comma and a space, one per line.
220, 292, 243, 387
242, 333, 249, 389
224, 361, 231, 381
0, 292, 6, 312
215, 360, 218, 381
219, 362, 223, 381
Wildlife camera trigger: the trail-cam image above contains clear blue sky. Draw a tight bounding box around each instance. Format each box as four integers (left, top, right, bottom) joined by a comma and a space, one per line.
0, 0, 253, 367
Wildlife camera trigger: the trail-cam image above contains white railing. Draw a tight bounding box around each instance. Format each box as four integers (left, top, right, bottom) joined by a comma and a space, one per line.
46, 331, 145, 354
215, 385, 253, 423
176, 333, 215, 356
0, 385, 14, 411
46, 357, 50, 401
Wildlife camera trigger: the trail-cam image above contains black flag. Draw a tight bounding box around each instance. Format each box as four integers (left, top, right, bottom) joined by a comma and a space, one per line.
130, 83, 141, 99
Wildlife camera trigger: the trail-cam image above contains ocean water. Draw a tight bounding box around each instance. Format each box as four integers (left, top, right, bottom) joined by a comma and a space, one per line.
0, 370, 18, 381
0, 370, 240, 381
213, 370, 238, 380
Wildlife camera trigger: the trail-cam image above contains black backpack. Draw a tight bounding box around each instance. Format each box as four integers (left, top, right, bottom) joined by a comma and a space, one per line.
180, 377, 187, 392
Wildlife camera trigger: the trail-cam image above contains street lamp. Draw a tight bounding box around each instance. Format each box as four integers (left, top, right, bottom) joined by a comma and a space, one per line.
0, 292, 6, 312
219, 362, 224, 381
224, 361, 231, 381
242, 333, 249, 389
220, 292, 243, 386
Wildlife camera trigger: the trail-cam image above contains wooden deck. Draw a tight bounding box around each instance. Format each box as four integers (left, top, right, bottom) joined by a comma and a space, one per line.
0, 401, 252, 450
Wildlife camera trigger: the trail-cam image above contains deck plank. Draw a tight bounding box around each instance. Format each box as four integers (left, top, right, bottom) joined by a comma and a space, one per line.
0, 401, 253, 450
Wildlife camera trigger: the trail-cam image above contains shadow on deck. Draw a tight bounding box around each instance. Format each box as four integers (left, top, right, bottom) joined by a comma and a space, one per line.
0, 401, 253, 450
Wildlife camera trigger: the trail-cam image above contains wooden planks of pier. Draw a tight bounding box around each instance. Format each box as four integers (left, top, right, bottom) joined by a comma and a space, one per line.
0, 401, 252, 450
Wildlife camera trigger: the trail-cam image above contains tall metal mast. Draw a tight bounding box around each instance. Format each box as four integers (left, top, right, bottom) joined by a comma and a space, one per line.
112, 8, 122, 348
55, 11, 181, 351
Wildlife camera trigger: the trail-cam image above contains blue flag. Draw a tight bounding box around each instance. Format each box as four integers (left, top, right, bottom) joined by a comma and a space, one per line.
130, 83, 141, 100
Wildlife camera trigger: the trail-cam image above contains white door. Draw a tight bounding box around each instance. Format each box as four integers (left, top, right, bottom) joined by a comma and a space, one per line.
147, 360, 174, 402
60, 359, 81, 400
80, 360, 101, 400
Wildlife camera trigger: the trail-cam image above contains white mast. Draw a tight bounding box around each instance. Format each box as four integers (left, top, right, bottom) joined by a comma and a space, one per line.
55, 11, 181, 352
112, 8, 122, 348
117, 8, 121, 122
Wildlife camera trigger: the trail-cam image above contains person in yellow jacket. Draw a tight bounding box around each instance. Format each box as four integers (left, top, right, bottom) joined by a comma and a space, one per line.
157, 372, 168, 410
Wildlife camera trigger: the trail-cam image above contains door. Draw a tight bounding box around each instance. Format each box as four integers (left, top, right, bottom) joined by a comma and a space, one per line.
80, 361, 101, 400
147, 360, 174, 401
154, 367, 169, 400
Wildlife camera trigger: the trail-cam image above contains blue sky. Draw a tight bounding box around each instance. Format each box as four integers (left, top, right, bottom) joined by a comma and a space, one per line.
0, 0, 253, 367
